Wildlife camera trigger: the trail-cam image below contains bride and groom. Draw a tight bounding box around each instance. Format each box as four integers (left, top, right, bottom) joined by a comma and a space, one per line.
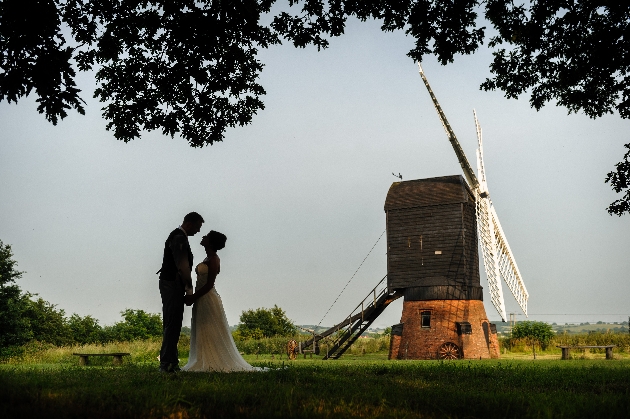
158, 212, 260, 373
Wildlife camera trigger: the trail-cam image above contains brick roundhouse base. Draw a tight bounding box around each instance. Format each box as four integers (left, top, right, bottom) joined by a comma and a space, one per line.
390, 299, 500, 360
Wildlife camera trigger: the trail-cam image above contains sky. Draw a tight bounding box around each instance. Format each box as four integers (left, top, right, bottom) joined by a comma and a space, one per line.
1, 17, 629, 330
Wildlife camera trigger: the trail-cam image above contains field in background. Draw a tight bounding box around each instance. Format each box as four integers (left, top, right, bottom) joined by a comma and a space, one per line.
3, 331, 630, 366
491, 321, 630, 335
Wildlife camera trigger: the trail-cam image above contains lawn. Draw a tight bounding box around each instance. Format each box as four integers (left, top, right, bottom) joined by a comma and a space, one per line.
1, 355, 629, 418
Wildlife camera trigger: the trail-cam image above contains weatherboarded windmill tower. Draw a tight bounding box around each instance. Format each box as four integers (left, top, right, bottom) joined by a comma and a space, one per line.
386, 175, 500, 359
292, 64, 529, 361
387, 64, 529, 360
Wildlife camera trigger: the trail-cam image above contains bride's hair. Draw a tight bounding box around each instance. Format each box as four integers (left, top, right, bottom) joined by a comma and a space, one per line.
206, 230, 227, 250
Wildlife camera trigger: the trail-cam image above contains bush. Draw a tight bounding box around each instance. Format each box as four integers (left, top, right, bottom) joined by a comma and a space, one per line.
345, 336, 390, 355
499, 331, 630, 354
103, 309, 163, 342
68, 314, 104, 345
512, 321, 555, 350
236, 305, 296, 339
22, 296, 73, 346
234, 334, 306, 355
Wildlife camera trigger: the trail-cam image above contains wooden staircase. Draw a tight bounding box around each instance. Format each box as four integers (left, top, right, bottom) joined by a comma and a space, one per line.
299, 276, 402, 360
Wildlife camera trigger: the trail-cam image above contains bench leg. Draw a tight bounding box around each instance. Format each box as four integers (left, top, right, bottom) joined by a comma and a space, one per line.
113, 355, 123, 366
79, 356, 89, 366
606, 347, 613, 360
561, 348, 570, 360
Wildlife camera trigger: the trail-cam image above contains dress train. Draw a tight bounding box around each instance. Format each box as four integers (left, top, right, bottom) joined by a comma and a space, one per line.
183, 265, 261, 372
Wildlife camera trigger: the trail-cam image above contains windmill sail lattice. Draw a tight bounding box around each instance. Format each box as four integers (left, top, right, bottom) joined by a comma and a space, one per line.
417, 63, 529, 321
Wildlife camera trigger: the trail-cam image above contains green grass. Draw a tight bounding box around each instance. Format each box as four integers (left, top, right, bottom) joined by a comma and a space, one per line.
2, 355, 629, 418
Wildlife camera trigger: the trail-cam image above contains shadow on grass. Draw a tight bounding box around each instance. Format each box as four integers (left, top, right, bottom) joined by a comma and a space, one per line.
1, 359, 629, 418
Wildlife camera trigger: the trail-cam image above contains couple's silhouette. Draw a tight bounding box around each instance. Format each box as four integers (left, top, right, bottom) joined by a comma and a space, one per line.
157, 212, 261, 372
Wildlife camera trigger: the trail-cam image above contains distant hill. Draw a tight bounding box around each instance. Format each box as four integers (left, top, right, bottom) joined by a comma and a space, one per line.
491, 321, 629, 335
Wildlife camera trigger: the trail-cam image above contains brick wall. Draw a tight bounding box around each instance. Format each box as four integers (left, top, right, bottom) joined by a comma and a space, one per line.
389, 334, 402, 360
390, 299, 500, 360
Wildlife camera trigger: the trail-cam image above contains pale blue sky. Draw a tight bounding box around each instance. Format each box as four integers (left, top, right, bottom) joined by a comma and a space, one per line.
1, 17, 629, 329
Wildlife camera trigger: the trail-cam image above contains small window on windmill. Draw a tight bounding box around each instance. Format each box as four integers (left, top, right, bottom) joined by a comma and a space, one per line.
489, 323, 497, 334
456, 322, 472, 335
421, 311, 431, 328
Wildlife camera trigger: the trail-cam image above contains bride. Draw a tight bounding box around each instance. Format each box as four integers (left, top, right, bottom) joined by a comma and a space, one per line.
183, 230, 261, 372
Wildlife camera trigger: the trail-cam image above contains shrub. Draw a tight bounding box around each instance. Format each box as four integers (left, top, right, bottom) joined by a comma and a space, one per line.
22, 296, 73, 346
236, 305, 296, 339
68, 314, 104, 345
104, 309, 163, 342
512, 321, 555, 350
234, 334, 306, 355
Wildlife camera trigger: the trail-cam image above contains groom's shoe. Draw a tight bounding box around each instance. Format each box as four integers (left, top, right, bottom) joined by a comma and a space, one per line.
160, 363, 181, 374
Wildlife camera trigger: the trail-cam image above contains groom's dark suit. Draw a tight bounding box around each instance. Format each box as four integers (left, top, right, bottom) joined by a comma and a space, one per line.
158, 227, 193, 371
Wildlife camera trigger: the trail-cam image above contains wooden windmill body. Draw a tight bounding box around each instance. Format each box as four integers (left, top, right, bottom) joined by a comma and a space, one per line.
385, 175, 500, 360
294, 65, 528, 361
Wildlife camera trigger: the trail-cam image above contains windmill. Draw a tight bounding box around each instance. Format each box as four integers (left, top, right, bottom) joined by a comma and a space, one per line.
291, 64, 529, 361
416, 63, 529, 322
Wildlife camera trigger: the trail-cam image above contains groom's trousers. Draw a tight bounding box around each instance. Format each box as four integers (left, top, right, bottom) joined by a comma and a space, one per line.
159, 279, 185, 370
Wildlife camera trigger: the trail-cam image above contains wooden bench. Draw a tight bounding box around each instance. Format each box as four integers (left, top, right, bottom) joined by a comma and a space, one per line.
73, 353, 130, 366
556, 345, 615, 360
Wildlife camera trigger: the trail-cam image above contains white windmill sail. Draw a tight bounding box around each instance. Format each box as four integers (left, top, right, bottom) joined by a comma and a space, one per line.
474, 111, 529, 318
474, 111, 507, 320
416, 63, 529, 321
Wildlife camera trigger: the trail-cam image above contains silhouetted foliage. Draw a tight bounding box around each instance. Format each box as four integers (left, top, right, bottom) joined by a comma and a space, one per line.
2, 0, 484, 146
67, 313, 103, 345
271, 0, 484, 64
0, 240, 164, 355
0, 0, 85, 124
104, 309, 163, 342
22, 295, 73, 346
481, 2, 630, 215
0, 240, 31, 348
483, 1, 630, 120
2, 1, 630, 211
606, 144, 630, 216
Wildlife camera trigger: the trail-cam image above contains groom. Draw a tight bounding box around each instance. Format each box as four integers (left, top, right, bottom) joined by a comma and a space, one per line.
157, 211, 204, 373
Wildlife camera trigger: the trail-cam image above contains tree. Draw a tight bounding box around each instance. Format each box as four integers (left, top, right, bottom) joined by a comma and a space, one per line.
0, 0, 84, 125
606, 144, 630, 216
482, 1, 630, 215
236, 304, 296, 339
0, 240, 32, 348
2, 0, 280, 146
512, 320, 555, 359
2, 0, 483, 146
105, 309, 163, 341
3, 1, 630, 212
67, 313, 103, 345
22, 295, 73, 346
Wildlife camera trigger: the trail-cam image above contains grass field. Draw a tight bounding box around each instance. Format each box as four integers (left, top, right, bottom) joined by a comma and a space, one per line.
2, 353, 629, 418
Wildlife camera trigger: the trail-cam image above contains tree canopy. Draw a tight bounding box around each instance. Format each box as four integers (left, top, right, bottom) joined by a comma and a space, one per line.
2, 1, 629, 213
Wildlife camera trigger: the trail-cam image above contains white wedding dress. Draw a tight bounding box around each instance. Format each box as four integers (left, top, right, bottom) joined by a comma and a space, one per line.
183, 262, 261, 372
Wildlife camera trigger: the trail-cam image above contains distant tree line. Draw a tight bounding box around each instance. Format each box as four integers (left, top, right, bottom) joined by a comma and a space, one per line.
0, 240, 162, 357
1, 239, 298, 358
